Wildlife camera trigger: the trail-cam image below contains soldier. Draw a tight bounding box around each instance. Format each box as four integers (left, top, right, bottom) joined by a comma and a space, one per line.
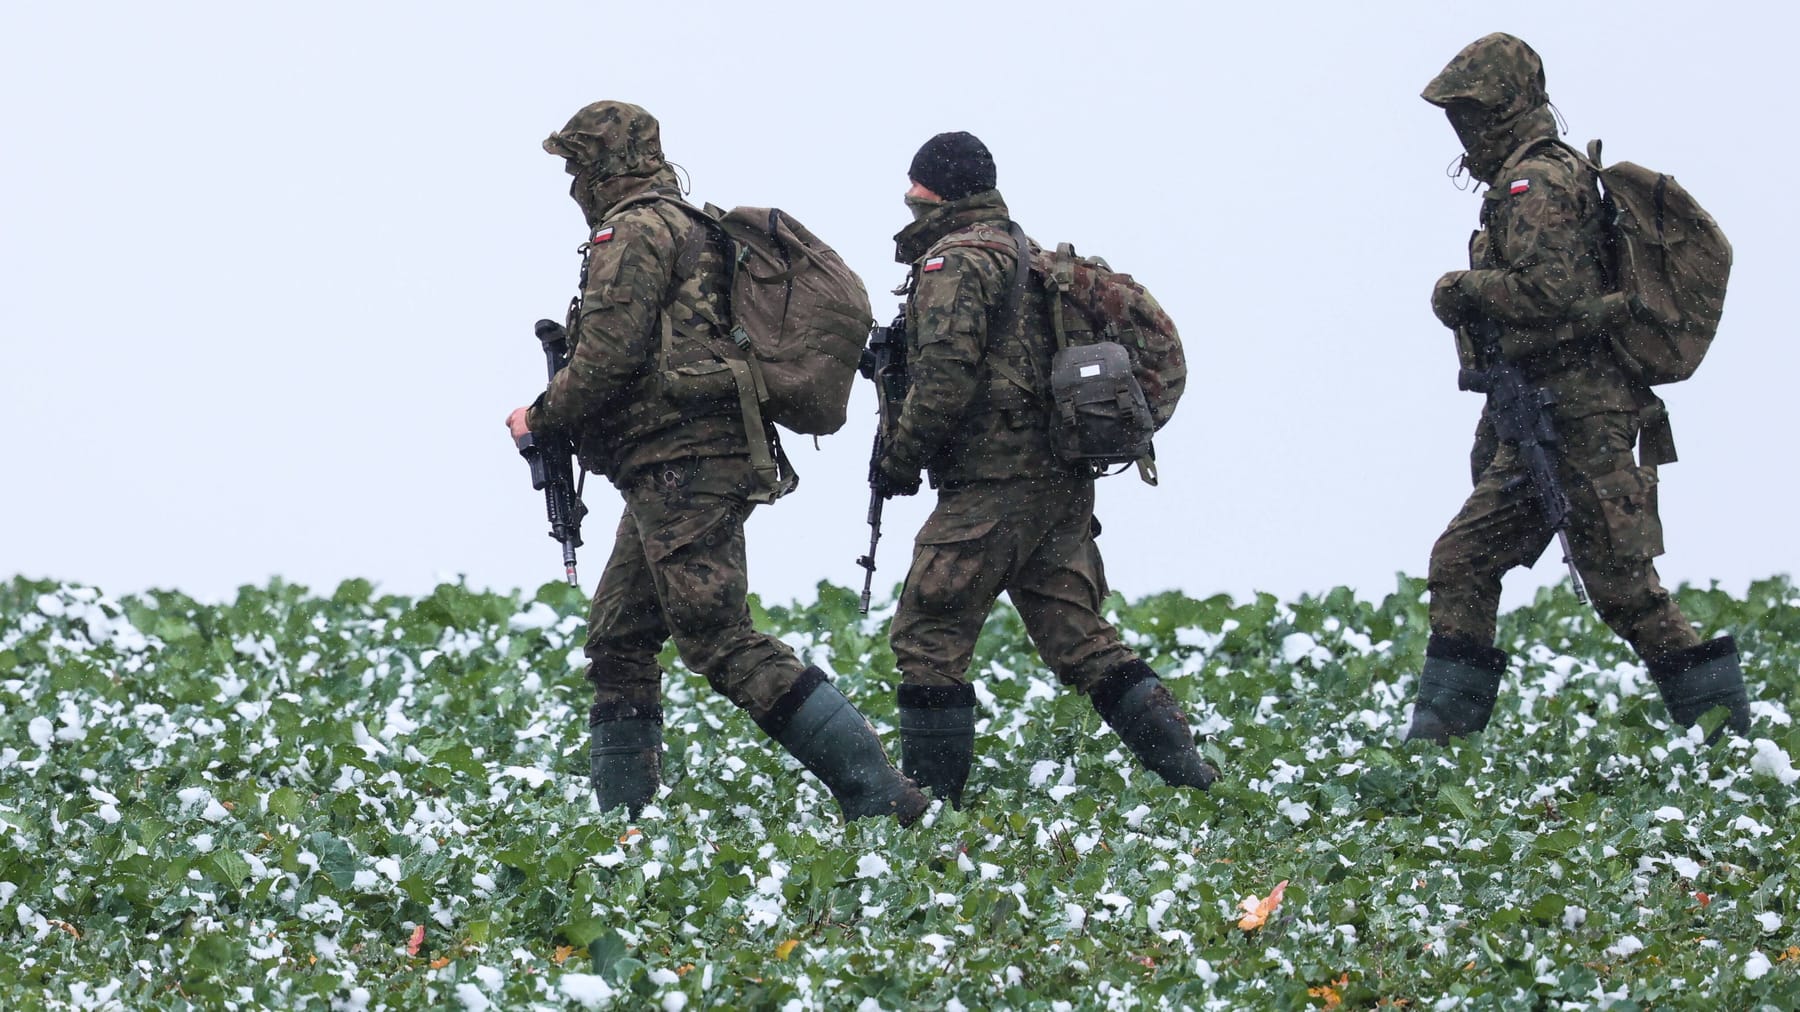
506, 101, 926, 825
1411, 35, 1751, 743
875, 132, 1219, 807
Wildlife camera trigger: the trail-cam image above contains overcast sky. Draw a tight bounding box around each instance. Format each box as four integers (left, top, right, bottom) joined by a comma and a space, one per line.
2, 1, 1792, 615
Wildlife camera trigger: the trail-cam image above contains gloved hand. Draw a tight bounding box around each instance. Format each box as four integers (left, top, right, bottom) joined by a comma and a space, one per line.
1431, 271, 1475, 328
874, 451, 922, 498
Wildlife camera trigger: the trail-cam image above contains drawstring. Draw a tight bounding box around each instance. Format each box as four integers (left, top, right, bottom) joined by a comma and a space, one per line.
1548, 101, 1570, 136
1445, 152, 1475, 192
667, 160, 693, 196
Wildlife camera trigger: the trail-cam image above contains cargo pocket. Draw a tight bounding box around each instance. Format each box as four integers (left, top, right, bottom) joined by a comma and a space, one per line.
1592, 466, 1664, 560
908, 515, 1002, 615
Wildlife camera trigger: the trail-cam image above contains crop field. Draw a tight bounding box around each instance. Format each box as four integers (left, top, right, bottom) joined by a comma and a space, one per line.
1, 574, 1795, 1010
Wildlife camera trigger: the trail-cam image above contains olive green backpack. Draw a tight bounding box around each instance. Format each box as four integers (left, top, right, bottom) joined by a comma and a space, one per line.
1579, 139, 1731, 384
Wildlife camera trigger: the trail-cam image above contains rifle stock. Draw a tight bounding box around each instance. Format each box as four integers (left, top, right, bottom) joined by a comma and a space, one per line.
517, 318, 587, 587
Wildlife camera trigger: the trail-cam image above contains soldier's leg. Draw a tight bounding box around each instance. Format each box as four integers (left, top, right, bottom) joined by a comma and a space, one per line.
890, 486, 1020, 806
1007, 482, 1215, 789
1559, 414, 1747, 736
582, 510, 671, 816
1414, 446, 1553, 742
633, 463, 925, 824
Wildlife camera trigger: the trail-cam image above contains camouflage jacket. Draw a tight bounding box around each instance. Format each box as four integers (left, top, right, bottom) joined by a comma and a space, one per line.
526, 171, 747, 483
888, 189, 1080, 487
1457, 138, 1639, 419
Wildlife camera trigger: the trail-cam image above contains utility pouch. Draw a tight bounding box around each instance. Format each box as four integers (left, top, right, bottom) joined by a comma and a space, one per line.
1048, 341, 1155, 469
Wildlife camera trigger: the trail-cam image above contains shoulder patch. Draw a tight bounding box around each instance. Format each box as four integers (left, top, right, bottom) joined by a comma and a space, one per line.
1508, 179, 1531, 196
922, 256, 946, 272
593, 225, 616, 242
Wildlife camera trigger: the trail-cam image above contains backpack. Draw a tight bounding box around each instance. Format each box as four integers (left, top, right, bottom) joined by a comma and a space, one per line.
653, 201, 874, 502
692, 203, 875, 434
1579, 139, 1731, 384
1030, 240, 1186, 485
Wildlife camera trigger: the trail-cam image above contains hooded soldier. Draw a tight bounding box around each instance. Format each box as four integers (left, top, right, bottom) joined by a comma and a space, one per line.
507, 101, 926, 825
1409, 37, 1751, 745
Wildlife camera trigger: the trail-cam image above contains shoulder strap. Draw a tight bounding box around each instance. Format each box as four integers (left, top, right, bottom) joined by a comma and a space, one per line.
981, 224, 1046, 398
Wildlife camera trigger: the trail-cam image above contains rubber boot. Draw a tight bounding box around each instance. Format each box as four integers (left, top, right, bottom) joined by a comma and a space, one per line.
589, 703, 662, 817
1404, 633, 1506, 744
898, 682, 977, 809
1089, 659, 1218, 789
757, 667, 929, 826
1647, 635, 1750, 741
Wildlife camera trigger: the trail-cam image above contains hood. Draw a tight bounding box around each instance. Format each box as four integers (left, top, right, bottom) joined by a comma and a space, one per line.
1422, 33, 1557, 184
894, 188, 1011, 264
544, 100, 667, 178
545, 101, 678, 228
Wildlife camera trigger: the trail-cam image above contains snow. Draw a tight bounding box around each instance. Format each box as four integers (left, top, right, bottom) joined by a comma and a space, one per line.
454, 983, 492, 1011
1754, 911, 1783, 933
855, 854, 890, 880
560, 974, 618, 1008
1748, 738, 1799, 785
509, 602, 559, 632
1650, 806, 1684, 823
27, 717, 53, 750
1744, 951, 1773, 980
1605, 936, 1644, 958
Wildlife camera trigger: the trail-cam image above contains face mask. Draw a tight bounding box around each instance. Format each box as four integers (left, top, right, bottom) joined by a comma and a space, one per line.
904, 194, 942, 222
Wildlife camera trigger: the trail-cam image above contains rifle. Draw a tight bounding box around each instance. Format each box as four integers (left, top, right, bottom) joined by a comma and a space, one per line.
1458, 320, 1589, 604
516, 317, 588, 587
855, 308, 909, 614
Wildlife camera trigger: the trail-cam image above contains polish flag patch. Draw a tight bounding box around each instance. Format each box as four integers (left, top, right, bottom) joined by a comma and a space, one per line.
593, 226, 615, 242
922, 256, 946, 272
1508, 179, 1531, 195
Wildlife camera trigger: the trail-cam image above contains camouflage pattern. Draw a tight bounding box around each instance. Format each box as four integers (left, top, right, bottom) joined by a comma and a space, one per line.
886, 189, 1141, 692
889, 478, 1135, 692
1423, 38, 1699, 664
530, 102, 806, 722
543, 100, 666, 179
525, 126, 746, 483
1428, 410, 1699, 659
583, 455, 806, 721
887, 189, 1080, 487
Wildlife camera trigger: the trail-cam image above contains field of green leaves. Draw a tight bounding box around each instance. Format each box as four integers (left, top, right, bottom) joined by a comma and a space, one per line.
1, 573, 1795, 1010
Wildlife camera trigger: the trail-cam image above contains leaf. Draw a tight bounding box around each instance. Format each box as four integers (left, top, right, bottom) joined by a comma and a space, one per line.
589, 929, 630, 982
553, 945, 576, 966
562, 917, 610, 948
775, 939, 800, 961
307, 831, 357, 889
1438, 784, 1478, 821
203, 852, 251, 889
1237, 879, 1289, 931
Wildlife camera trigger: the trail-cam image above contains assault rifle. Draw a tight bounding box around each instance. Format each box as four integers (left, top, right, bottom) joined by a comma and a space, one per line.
516, 318, 587, 587
1459, 320, 1588, 604
855, 309, 909, 614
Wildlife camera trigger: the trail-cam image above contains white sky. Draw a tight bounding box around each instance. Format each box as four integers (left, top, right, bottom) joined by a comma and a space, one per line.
2, 1, 1793, 612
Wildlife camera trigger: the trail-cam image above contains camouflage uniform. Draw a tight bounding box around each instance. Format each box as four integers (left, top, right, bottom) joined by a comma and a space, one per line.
1411, 36, 1748, 742
527, 102, 802, 722
882, 187, 1216, 801
886, 190, 1132, 692
528, 102, 925, 822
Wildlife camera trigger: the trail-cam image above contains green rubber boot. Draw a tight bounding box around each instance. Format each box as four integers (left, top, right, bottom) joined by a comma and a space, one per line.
898, 682, 977, 809
758, 668, 928, 826
1090, 659, 1218, 790
1405, 634, 1507, 744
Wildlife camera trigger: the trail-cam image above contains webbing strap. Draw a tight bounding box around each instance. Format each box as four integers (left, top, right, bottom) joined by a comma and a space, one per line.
723, 358, 796, 503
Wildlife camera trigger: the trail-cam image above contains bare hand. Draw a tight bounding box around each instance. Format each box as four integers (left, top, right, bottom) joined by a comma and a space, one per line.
506, 406, 533, 442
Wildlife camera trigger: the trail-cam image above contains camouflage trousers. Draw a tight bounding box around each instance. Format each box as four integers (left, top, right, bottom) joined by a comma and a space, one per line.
1428, 410, 1700, 659
584, 456, 805, 721
889, 477, 1136, 692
